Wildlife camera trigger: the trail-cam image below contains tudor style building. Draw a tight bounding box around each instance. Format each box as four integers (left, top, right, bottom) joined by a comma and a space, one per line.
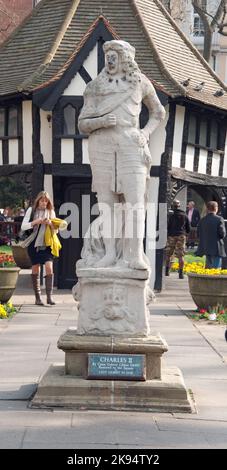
0, 0, 227, 290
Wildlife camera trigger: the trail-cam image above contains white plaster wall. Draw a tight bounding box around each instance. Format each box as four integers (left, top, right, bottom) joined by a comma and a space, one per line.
44, 174, 53, 202
225, 56, 227, 84
172, 105, 185, 168
61, 139, 74, 163
82, 43, 98, 79
211, 152, 220, 176
0, 140, 2, 165
22, 101, 33, 164
149, 105, 168, 166
8, 139, 19, 164
63, 72, 86, 96
223, 130, 227, 177
40, 110, 52, 163
82, 138, 90, 164
198, 148, 208, 174
63, 43, 98, 95
185, 144, 194, 172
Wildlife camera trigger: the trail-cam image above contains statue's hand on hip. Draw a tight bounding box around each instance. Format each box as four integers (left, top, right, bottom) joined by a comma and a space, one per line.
103, 114, 117, 128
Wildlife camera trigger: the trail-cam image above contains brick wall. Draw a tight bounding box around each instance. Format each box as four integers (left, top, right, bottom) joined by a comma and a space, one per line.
0, 0, 34, 43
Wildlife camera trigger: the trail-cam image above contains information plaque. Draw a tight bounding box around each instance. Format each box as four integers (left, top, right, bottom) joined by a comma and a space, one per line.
87, 353, 146, 381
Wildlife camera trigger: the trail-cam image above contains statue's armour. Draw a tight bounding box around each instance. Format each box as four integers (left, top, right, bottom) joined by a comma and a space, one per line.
80, 74, 153, 193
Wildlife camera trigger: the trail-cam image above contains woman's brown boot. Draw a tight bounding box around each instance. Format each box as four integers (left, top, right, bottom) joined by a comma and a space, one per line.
31, 274, 44, 306
45, 274, 56, 305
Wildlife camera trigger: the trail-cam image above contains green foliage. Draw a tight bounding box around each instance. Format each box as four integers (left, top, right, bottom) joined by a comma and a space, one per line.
0, 245, 12, 255
0, 176, 28, 210
0, 302, 17, 319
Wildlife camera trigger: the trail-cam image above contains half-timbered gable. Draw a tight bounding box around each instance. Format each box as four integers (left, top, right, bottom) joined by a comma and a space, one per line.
0, 0, 227, 290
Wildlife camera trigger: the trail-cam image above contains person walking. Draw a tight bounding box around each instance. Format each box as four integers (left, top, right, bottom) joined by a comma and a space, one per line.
21, 191, 57, 305
165, 200, 190, 279
196, 201, 226, 268
186, 200, 200, 248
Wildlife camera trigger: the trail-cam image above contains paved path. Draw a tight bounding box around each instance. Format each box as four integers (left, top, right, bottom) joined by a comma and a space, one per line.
0, 270, 227, 449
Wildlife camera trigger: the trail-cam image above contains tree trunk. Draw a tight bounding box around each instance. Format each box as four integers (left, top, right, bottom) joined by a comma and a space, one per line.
203, 23, 213, 62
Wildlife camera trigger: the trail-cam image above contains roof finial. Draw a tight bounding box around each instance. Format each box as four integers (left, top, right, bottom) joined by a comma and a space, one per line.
100, 6, 103, 14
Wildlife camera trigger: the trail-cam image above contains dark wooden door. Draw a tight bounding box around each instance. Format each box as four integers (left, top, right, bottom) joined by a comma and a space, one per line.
54, 177, 96, 289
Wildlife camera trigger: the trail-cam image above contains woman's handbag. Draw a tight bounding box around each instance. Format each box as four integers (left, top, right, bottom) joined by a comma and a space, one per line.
16, 209, 34, 243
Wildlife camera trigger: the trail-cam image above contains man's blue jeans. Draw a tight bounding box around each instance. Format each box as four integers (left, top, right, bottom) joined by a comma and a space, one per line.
206, 256, 222, 269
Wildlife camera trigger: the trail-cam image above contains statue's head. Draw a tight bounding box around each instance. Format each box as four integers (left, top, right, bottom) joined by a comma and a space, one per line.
103, 40, 140, 83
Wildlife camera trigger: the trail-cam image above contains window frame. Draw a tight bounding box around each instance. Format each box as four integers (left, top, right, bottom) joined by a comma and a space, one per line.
185, 110, 226, 155
0, 105, 20, 139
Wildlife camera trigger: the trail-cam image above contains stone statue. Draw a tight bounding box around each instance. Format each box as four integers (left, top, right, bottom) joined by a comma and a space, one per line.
78, 40, 165, 270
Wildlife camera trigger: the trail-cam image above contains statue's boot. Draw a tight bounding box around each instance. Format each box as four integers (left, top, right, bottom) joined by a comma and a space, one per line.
95, 239, 116, 268
127, 207, 148, 270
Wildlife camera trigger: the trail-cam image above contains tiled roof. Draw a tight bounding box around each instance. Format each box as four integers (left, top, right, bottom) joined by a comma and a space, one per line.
0, 0, 226, 112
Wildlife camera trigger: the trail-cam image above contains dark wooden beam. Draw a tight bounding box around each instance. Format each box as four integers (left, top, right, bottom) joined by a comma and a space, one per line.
171, 166, 227, 187
51, 163, 91, 178
32, 103, 44, 198
0, 163, 32, 176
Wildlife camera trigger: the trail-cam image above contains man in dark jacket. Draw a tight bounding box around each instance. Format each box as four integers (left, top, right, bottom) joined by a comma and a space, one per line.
186, 200, 200, 248
196, 201, 226, 268
165, 200, 190, 279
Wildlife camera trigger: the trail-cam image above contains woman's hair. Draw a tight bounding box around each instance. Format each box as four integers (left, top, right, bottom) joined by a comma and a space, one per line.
33, 191, 54, 212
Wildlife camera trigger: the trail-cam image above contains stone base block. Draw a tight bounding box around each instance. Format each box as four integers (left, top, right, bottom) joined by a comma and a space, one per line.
58, 331, 168, 380
76, 266, 151, 336
31, 364, 195, 413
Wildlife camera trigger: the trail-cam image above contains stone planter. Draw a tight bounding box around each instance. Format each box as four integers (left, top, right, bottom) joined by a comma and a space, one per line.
0, 267, 20, 303
11, 244, 32, 269
187, 273, 227, 309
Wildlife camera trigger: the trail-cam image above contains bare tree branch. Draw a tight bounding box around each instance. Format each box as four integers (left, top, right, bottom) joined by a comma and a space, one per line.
191, 0, 227, 61
211, 0, 226, 29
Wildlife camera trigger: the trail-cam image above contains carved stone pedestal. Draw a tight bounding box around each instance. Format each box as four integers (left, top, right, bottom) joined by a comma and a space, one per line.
31, 331, 195, 413
76, 266, 151, 337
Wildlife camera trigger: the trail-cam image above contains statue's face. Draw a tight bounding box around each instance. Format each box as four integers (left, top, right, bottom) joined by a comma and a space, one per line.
105, 50, 119, 75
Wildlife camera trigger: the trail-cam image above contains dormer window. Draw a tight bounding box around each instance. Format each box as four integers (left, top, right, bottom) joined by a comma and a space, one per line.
63, 105, 76, 135
0, 106, 18, 137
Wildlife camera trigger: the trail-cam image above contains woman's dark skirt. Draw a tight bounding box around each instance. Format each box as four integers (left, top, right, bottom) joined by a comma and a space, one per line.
27, 239, 54, 266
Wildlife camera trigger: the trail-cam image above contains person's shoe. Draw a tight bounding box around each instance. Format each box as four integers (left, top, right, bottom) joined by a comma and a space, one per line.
179, 269, 184, 279
165, 266, 170, 276
45, 274, 56, 305
31, 274, 44, 306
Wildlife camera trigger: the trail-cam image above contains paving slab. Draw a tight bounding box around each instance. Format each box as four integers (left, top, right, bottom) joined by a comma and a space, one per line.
0, 429, 25, 449
155, 416, 227, 434
0, 409, 72, 428
0, 270, 226, 448
0, 383, 37, 400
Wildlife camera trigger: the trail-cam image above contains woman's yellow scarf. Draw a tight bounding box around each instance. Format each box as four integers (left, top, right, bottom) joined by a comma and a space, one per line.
44, 218, 67, 257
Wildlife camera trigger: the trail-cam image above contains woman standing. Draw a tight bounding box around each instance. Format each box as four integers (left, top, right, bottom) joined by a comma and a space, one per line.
21, 191, 56, 306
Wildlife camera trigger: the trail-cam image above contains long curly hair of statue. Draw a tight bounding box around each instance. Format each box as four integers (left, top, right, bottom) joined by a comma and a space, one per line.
103, 40, 142, 86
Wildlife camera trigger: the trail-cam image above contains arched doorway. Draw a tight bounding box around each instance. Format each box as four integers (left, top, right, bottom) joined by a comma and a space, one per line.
171, 179, 227, 218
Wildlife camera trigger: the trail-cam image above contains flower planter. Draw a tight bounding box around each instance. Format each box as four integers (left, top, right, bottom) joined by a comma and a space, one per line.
11, 243, 32, 269
187, 273, 227, 310
0, 267, 20, 303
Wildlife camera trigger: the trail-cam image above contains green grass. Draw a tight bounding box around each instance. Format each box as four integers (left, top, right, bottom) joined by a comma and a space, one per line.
0, 245, 13, 255
184, 252, 205, 264
173, 251, 205, 265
